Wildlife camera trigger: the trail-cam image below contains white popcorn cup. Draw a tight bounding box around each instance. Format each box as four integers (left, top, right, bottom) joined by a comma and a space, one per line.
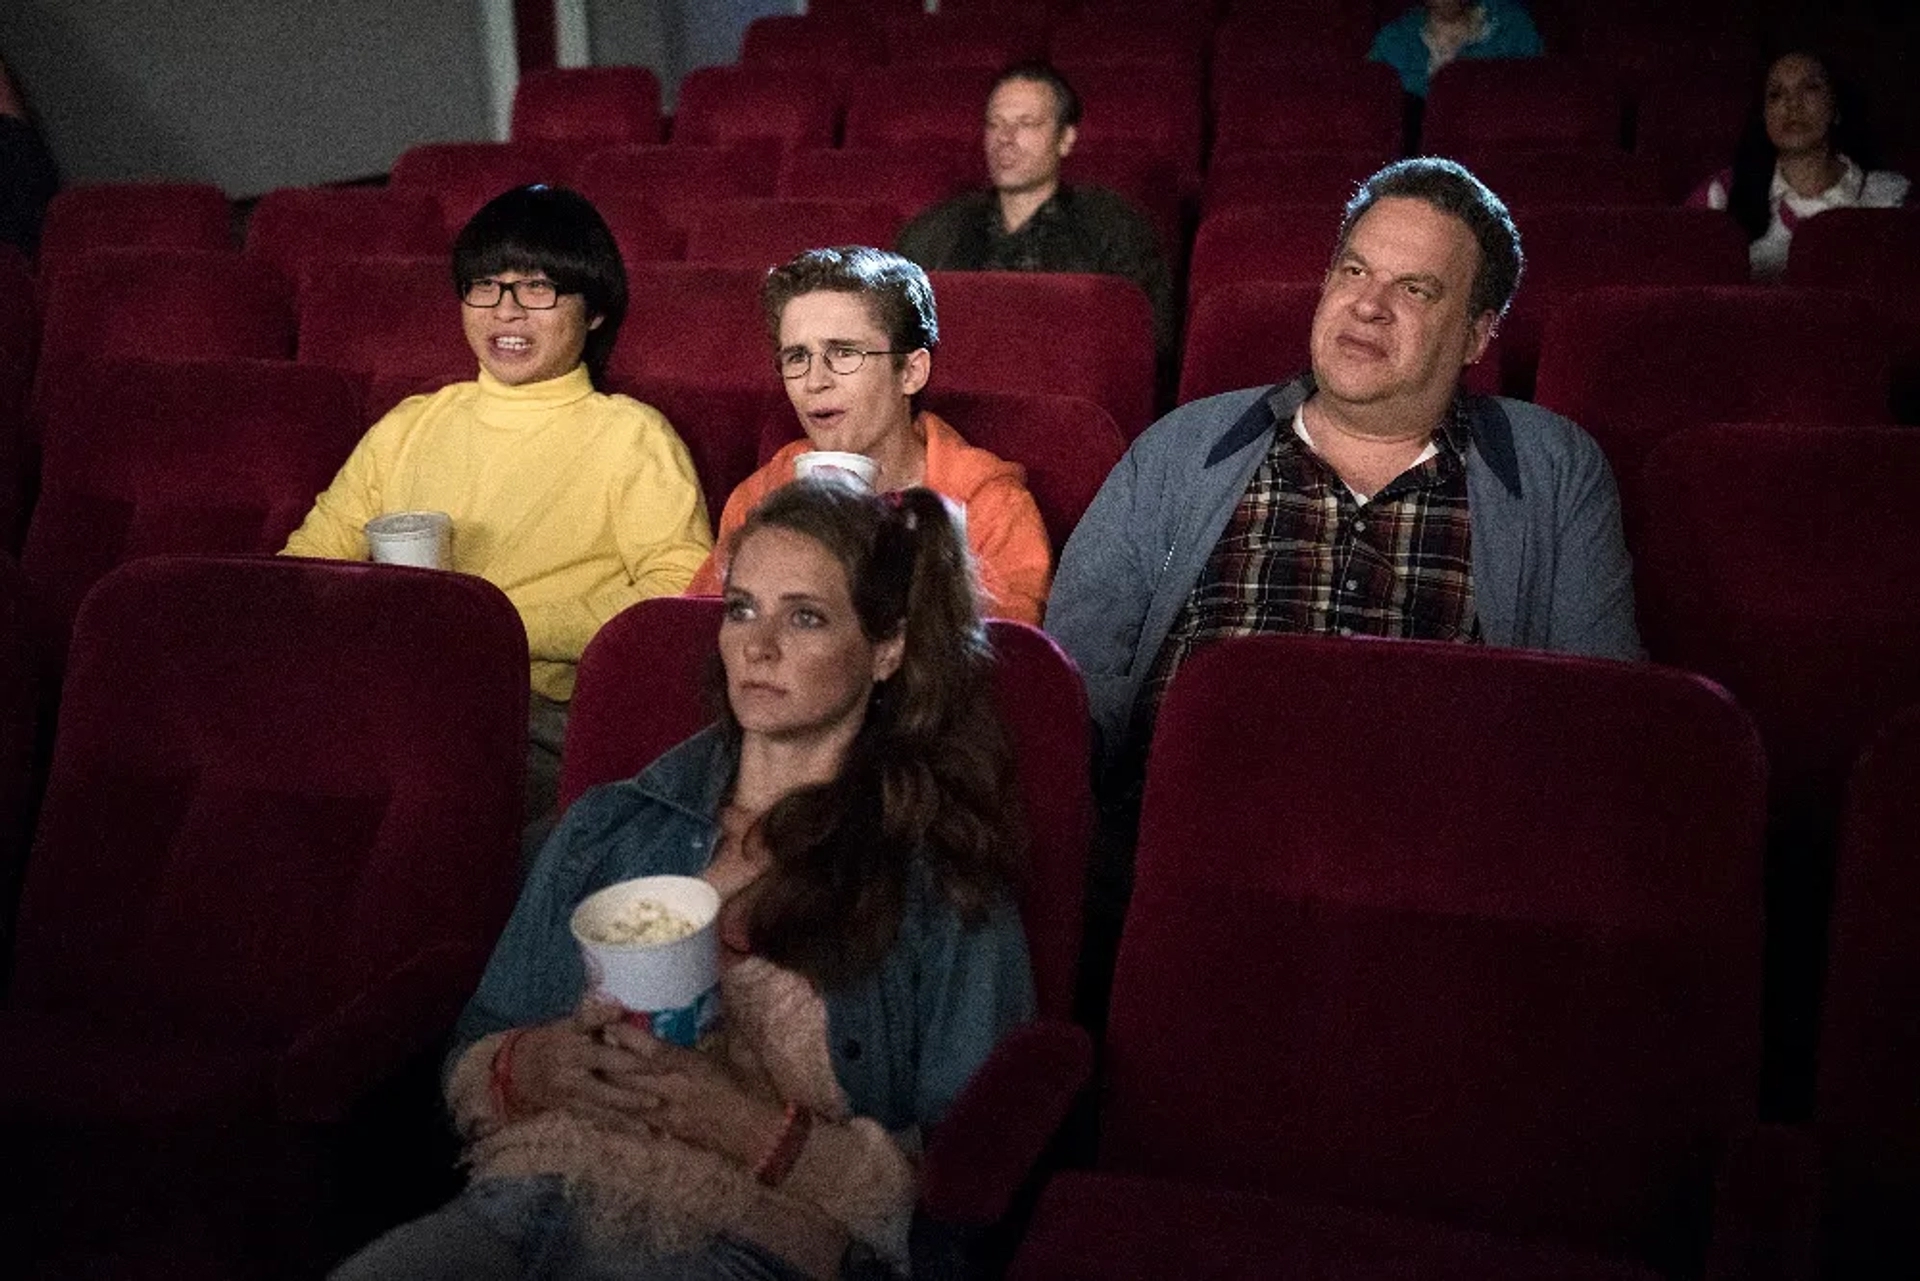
569, 875, 722, 1047
793, 450, 880, 492
364, 511, 453, 569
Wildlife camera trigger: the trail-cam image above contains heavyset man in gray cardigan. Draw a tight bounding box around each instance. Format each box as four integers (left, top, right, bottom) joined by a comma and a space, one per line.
1046, 158, 1642, 768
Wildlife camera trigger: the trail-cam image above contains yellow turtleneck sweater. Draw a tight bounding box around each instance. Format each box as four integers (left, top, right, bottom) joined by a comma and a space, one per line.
283, 365, 712, 701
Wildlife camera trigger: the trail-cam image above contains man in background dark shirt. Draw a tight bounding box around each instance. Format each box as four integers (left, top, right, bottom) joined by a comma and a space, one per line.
896, 60, 1175, 368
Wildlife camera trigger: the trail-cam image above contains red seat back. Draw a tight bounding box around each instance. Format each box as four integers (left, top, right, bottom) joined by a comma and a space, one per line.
1201, 148, 1389, 215
389, 141, 571, 236
609, 263, 769, 390
36, 250, 294, 402
1422, 59, 1622, 154
880, 12, 1049, 68
9, 555, 527, 1046
38, 183, 231, 273
1534, 286, 1891, 503
927, 271, 1156, 439
1188, 202, 1345, 303
611, 377, 783, 529
1463, 148, 1666, 209
25, 356, 366, 650
296, 256, 472, 385
1498, 208, 1750, 398
844, 67, 995, 150
671, 66, 839, 153
511, 66, 661, 145
570, 144, 782, 233
1819, 702, 1920, 1278
741, 15, 886, 69
1111, 635, 1764, 1269
244, 186, 449, 294
684, 199, 904, 269
1787, 208, 1920, 421
1212, 63, 1401, 156
778, 147, 975, 221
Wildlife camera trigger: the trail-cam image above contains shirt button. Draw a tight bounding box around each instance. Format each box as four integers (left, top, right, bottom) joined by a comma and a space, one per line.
1344, 578, 1358, 590
1353, 520, 1367, 532
1339, 627, 1354, 637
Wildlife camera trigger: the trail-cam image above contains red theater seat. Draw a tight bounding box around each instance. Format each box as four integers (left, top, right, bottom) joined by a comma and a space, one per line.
1012, 635, 1770, 1277
1463, 148, 1666, 208
1047, 14, 1206, 78
0, 252, 34, 541
569, 144, 781, 233
608, 263, 768, 390
1819, 702, 1920, 1278
0, 552, 33, 922
1210, 6, 1380, 72
1639, 423, 1920, 1116
1212, 62, 1402, 157
37, 183, 231, 272
760, 387, 1126, 552
510, 66, 661, 145
1533, 286, 1891, 520
684, 199, 904, 269
297, 256, 472, 387
1787, 207, 1920, 422
778, 148, 974, 221
562, 603, 1091, 1020
879, 12, 1048, 68
244, 186, 448, 292
1498, 207, 1750, 398
23, 357, 367, 656
1188, 202, 1346, 303
1422, 59, 1622, 154
580, 189, 687, 266
389, 141, 571, 235
1180, 279, 1501, 405
1201, 148, 1387, 214
927, 271, 1155, 439
741, 14, 884, 69
1066, 65, 1204, 189
844, 67, 994, 151
1634, 71, 1752, 201
0, 554, 526, 1274
35, 249, 294, 406
671, 66, 838, 153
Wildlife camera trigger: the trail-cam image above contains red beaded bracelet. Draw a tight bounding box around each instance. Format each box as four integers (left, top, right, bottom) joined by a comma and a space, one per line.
489, 1027, 530, 1119
753, 1101, 813, 1187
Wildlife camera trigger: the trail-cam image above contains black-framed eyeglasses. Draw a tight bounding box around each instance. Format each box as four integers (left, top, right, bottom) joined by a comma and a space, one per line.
776, 345, 910, 380
462, 277, 566, 310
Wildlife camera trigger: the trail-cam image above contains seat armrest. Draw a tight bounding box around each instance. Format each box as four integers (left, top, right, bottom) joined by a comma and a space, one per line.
918, 1018, 1094, 1227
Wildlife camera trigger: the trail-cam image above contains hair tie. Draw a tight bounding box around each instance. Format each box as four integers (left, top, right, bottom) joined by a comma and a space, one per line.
883, 490, 906, 510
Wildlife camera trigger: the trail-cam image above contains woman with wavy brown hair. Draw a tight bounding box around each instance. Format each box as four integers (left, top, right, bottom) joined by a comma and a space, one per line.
332, 478, 1032, 1281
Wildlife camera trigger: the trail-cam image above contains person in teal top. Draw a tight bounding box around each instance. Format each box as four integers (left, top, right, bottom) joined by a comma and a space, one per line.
331, 480, 1034, 1280
1369, 0, 1545, 97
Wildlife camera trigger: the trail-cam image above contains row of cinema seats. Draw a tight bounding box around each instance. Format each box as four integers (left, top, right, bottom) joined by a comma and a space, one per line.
2, 348, 1916, 1108
0, 556, 1914, 1277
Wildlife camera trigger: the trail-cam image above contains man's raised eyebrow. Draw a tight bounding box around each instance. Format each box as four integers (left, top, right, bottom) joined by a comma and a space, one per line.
1392, 270, 1448, 292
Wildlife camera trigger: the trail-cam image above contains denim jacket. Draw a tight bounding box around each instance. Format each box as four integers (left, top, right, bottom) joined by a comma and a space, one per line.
450, 727, 1035, 1131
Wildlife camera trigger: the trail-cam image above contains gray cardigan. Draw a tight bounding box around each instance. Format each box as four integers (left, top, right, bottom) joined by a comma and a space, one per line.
1044, 377, 1642, 758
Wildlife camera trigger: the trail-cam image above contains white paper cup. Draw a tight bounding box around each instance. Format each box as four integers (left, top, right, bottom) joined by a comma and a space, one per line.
365, 511, 453, 569
570, 875, 721, 1047
793, 450, 879, 492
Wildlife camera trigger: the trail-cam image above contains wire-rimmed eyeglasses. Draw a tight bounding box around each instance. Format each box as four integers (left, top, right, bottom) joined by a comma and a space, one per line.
775, 344, 909, 380
461, 277, 566, 310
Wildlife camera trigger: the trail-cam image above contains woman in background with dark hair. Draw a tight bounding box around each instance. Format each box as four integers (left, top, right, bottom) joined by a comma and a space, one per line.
330, 478, 1033, 1280
1690, 50, 1909, 281
284, 183, 711, 841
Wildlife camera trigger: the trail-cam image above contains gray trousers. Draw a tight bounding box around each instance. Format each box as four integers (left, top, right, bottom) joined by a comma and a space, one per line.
523, 694, 569, 870
329, 1177, 820, 1281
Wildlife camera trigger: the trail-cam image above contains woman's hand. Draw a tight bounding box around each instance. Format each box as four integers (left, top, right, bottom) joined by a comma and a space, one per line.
505, 997, 668, 1132
599, 1016, 789, 1167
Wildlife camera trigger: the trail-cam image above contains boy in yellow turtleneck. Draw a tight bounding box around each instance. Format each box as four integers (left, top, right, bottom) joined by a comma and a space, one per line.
284, 184, 712, 838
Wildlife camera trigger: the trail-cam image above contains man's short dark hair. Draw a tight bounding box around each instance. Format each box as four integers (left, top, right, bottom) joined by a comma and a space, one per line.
990, 59, 1083, 129
451, 184, 627, 381
1337, 158, 1524, 320
761, 245, 939, 357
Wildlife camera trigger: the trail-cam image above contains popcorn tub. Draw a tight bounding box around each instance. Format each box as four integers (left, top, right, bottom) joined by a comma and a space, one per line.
569, 875, 721, 1047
